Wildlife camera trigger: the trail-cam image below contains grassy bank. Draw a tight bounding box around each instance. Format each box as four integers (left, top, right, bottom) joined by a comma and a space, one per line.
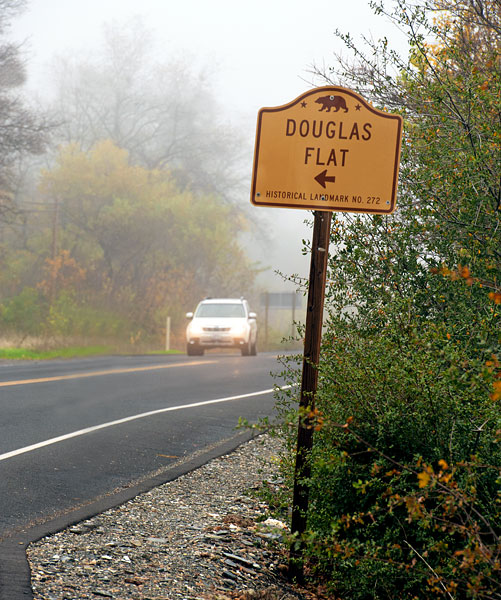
0, 345, 115, 360
0, 335, 183, 360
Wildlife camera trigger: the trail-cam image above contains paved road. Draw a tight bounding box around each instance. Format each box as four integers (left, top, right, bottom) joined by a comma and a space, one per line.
0, 352, 286, 542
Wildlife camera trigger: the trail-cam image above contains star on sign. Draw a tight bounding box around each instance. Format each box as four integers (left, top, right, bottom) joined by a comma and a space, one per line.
301, 101, 307, 108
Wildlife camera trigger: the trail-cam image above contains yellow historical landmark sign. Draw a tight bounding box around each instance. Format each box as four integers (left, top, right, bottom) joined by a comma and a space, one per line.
251, 86, 403, 214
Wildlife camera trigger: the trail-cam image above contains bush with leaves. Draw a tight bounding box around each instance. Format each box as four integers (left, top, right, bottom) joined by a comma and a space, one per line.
268, 1, 500, 598
294, 273, 500, 598
0, 286, 47, 335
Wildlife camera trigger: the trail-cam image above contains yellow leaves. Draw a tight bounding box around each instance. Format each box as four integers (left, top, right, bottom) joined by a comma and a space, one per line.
342, 416, 354, 429
37, 250, 87, 298
438, 459, 454, 484
306, 407, 324, 431
418, 461, 448, 488
491, 380, 501, 402
418, 459, 458, 490
405, 495, 426, 520
454, 264, 474, 286
485, 355, 500, 370
330, 542, 344, 556
485, 355, 501, 401
418, 470, 432, 488
385, 468, 401, 478
40, 140, 163, 208
430, 263, 494, 289
429, 265, 451, 277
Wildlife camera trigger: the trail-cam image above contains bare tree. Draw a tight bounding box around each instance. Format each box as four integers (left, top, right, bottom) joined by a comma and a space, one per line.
0, 0, 49, 221
48, 20, 247, 203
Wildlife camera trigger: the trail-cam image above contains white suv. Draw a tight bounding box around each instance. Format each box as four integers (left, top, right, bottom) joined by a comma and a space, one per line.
186, 298, 258, 356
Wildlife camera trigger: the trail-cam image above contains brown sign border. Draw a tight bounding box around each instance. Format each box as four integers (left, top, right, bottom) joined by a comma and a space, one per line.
251, 86, 403, 214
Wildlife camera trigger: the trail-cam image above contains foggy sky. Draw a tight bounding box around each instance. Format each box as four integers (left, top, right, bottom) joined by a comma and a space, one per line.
9, 0, 406, 291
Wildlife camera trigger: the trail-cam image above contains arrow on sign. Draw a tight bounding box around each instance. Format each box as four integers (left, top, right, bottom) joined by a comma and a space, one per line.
314, 170, 336, 188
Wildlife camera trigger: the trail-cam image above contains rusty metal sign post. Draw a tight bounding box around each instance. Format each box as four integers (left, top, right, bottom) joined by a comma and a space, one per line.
250, 86, 403, 582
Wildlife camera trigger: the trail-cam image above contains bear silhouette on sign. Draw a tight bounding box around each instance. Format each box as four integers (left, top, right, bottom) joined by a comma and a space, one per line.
315, 95, 348, 113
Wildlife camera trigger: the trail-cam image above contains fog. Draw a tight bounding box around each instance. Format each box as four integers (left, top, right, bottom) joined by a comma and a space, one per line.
9, 0, 406, 293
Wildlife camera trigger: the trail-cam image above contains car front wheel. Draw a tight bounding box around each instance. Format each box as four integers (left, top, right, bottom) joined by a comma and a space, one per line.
187, 343, 204, 356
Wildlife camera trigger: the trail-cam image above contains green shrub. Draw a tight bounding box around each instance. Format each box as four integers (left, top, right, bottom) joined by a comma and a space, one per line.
0, 288, 135, 342
0, 287, 48, 335
270, 294, 499, 598
44, 291, 133, 339
264, 1, 501, 596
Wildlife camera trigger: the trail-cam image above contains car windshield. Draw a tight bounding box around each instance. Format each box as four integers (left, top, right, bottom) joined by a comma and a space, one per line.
195, 303, 246, 318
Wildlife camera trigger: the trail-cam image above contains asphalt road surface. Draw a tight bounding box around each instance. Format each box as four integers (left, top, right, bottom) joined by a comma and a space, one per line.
0, 352, 289, 543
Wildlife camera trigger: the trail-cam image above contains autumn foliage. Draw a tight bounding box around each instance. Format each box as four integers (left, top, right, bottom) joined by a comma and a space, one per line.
0, 141, 258, 344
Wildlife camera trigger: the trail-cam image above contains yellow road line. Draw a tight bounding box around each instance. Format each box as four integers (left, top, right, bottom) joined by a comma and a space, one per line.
0, 360, 215, 388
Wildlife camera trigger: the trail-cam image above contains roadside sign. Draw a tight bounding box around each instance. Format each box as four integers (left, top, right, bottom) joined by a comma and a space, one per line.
249, 86, 405, 581
251, 86, 403, 214
260, 291, 302, 309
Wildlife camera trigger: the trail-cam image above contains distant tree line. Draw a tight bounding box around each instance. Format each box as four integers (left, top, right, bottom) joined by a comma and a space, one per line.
0, 7, 257, 346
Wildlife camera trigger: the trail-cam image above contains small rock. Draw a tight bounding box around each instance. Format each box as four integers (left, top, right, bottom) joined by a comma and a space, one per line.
261, 518, 288, 529
222, 552, 260, 570
224, 558, 240, 569
92, 589, 113, 598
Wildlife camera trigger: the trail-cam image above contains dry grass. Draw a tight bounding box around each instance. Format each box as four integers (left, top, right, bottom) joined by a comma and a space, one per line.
0, 334, 113, 355
0, 334, 52, 350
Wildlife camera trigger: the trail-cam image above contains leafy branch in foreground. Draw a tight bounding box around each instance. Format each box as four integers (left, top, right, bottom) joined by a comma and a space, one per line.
267, 1, 500, 597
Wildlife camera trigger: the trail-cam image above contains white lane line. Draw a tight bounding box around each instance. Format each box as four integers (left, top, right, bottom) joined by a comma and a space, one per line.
0, 386, 290, 462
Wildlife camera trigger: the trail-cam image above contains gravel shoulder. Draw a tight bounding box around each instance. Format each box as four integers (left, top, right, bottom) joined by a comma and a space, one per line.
28, 434, 319, 600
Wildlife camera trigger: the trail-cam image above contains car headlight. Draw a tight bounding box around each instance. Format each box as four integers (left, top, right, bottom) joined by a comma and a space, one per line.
231, 323, 248, 337
188, 323, 204, 336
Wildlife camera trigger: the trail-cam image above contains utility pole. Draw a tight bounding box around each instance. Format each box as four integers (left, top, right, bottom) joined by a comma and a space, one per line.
50, 195, 60, 303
